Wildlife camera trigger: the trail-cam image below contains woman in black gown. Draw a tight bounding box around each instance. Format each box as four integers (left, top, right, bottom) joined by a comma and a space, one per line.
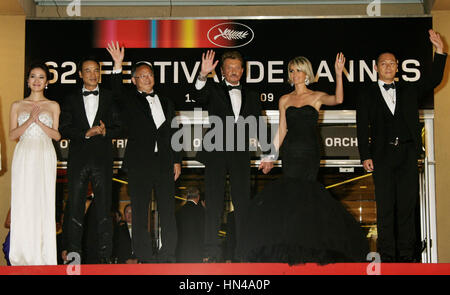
240, 53, 369, 264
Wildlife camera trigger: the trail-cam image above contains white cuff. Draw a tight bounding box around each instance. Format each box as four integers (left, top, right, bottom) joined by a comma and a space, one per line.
112, 68, 122, 74
261, 154, 275, 161
195, 78, 206, 90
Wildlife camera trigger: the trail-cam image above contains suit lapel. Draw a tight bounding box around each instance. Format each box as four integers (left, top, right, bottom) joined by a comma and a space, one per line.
239, 85, 247, 117
393, 82, 402, 115
374, 83, 394, 116
220, 81, 235, 116
158, 93, 169, 128
135, 91, 157, 130
78, 90, 91, 129
92, 88, 105, 126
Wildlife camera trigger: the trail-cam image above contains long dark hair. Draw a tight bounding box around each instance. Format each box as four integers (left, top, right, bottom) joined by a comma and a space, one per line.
26, 62, 50, 81
25, 62, 51, 97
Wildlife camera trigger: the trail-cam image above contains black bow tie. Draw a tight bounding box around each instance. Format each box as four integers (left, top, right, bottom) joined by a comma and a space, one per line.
140, 91, 155, 97
227, 84, 242, 91
383, 83, 395, 91
83, 90, 99, 96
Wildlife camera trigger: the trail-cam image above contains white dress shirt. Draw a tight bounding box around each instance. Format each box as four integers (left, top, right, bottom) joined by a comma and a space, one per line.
83, 86, 100, 128
140, 91, 166, 152
377, 80, 396, 115
195, 78, 242, 122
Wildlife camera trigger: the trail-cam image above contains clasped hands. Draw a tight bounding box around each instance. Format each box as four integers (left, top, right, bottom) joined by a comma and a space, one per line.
28, 104, 42, 124
85, 120, 106, 138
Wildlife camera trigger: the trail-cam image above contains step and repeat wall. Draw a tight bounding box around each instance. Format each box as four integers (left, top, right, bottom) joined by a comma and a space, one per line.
25, 17, 433, 162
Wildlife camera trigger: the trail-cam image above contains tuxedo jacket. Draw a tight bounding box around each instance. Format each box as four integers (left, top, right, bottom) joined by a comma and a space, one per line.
194, 78, 267, 163
113, 222, 134, 263
175, 201, 205, 262
110, 73, 182, 177
356, 53, 447, 163
59, 87, 122, 171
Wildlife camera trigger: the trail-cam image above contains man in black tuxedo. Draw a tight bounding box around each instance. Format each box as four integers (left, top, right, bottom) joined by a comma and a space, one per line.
175, 187, 205, 263
113, 204, 137, 264
194, 50, 268, 261
107, 42, 182, 263
59, 57, 122, 263
356, 30, 447, 262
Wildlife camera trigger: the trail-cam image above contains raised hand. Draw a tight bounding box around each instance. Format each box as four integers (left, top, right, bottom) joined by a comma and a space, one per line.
107, 41, 125, 69
334, 52, 346, 75
200, 50, 219, 77
429, 29, 444, 54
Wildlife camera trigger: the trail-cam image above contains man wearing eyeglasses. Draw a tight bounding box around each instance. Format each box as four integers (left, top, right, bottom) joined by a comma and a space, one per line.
107, 42, 182, 263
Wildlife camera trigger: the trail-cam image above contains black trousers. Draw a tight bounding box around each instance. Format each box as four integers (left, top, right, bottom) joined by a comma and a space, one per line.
373, 143, 419, 260
63, 162, 113, 260
127, 155, 177, 262
203, 151, 251, 259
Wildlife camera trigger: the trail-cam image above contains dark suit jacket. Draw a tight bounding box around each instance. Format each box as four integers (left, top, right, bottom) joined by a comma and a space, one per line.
110, 73, 182, 179
59, 87, 122, 171
194, 78, 267, 163
113, 222, 134, 263
356, 53, 447, 163
175, 201, 205, 262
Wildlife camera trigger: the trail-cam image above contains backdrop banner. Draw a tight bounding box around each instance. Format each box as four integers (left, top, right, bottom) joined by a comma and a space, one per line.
25, 17, 433, 161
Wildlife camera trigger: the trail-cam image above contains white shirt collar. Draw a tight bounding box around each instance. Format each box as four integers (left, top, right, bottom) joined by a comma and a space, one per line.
377, 79, 395, 89
138, 90, 155, 96
82, 85, 99, 93
225, 80, 240, 87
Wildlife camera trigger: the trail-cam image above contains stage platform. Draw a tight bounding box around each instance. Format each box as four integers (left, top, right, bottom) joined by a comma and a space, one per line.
1, 263, 450, 275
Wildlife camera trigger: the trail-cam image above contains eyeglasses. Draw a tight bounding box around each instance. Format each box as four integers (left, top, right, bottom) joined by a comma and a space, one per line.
134, 73, 153, 79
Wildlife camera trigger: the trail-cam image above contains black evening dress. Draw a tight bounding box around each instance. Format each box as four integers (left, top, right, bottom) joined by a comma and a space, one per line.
240, 105, 369, 264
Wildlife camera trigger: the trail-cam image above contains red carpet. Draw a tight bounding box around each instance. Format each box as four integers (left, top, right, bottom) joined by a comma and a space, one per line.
0, 263, 449, 275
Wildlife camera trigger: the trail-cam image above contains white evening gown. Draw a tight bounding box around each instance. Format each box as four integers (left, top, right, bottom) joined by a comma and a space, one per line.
9, 112, 57, 265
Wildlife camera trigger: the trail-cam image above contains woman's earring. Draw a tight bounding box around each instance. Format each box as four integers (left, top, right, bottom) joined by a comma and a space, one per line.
45, 84, 48, 89
304, 76, 310, 86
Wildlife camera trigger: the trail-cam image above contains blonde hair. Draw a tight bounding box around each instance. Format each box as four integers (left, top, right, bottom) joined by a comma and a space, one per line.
287, 56, 315, 85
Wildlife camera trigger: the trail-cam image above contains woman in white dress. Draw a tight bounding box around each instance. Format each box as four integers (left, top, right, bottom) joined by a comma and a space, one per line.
9, 63, 61, 265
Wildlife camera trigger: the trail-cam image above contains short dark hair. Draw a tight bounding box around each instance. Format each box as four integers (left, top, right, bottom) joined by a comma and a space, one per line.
123, 203, 131, 215
376, 51, 397, 65
186, 187, 200, 200
77, 56, 100, 72
27, 62, 50, 81
221, 51, 244, 68
131, 61, 154, 77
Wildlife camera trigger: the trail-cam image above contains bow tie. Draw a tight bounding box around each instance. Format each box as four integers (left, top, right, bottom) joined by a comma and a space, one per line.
140, 91, 155, 98
383, 83, 395, 91
83, 90, 99, 96
227, 84, 242, 91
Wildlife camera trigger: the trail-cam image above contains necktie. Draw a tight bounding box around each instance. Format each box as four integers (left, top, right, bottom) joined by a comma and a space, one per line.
383, 83, 395, 91
83, 90, 99, 96
227, 84, 242, 91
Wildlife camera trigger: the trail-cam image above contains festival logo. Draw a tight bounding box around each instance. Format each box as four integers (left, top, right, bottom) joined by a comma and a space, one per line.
207, 22, 254, 48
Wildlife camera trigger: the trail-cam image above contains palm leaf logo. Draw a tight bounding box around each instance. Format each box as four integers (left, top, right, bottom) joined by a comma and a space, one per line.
214, 28, 249, 40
